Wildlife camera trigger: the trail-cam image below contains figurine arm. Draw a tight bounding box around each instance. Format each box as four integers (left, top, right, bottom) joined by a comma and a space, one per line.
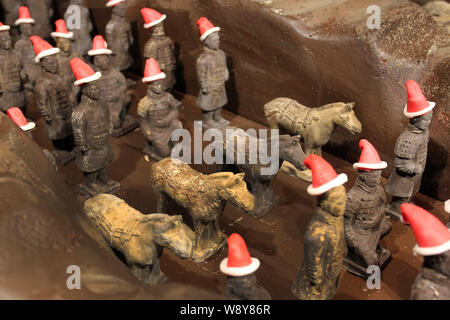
71, 110, 88, 152
343, 194, 359, 247
303, 228, 327, 287
394, 157, 421, 175
35, 83, 53, 122
196, 57, 208, 93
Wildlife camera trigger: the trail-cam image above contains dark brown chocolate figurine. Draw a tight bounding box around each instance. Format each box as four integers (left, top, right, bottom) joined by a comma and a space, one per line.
105, 0, 134, 74
141, 8, 176, 92
385, 80, 435, 221
220, 233, 271, 300
344, 139, 392, 278
196, 17, 230, 129
14, 6, 42, 90
89, 35, 138, 137
70, 57, 120, 197
51, 19, 81, 108
64, 0, 93, 58
0, 22, 26, 113
25, 0, 53, 39
138, 58, 182, 161
151, 158, 255, 263
291, 155, 347, 300
401, 203, 450, 300
1, 0, 21, 27
31, 36, 75, 165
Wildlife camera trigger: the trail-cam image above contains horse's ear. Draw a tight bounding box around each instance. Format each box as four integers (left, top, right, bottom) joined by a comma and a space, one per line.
346, 102, 355, 110
292, 135, 302, 144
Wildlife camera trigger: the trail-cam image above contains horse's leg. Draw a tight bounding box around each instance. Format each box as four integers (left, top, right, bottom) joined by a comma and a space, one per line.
155, 191, 169, 213
266, 114, 280, 130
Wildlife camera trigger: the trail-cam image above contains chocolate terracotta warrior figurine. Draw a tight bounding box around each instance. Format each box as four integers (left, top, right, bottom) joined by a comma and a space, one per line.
196, 17, 230, 129
25, 0, 53, 39
31, 36, 75, 165
138, 58, 182, 161
385, 80, 435, 221
220, 234, 271, 300
291, 155, 347, 300
141, 8, 176, 92
401, 203, 450, 300
89, 35, 137, 137
14, 6, 42, 90
344, 139, 392, 278
0, 22, 27, 113
70, 58, 120, 197
64, 0, 93, 58
51, 19, 81, 108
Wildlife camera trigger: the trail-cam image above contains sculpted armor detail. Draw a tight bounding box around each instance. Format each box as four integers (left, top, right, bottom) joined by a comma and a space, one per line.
0, 50, 26, 111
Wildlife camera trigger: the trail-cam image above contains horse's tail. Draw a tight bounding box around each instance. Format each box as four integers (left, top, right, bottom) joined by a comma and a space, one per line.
264, 98, 294, 128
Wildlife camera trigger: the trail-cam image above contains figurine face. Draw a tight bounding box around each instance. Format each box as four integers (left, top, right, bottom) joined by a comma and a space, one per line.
82, 81, 101, 100
56, 37, 71, 54
411, 111, 433, 131
148, 79, 164, 94
152, 22, 165, 37
358, 170, 381, 188
41, 54, 59, 74
94, 55, 110, 71
19, 23, 33, 37
113, 3, 126, 18
204, 31, 220, 50
0, 31, 11, 50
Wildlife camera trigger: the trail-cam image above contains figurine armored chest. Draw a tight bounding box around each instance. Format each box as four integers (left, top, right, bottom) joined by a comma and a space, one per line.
0, 51, 22, 92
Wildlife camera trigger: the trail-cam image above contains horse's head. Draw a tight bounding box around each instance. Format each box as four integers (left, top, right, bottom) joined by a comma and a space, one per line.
208, 172, 255, 213
278, 135, 307, 170
333, 102, 362, 135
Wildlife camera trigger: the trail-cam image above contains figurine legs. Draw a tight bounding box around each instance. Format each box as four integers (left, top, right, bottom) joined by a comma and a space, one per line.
386, 196, 409, 221
202, 110, 217, 128
78, 168, 120, 197
213, 108, 230, 126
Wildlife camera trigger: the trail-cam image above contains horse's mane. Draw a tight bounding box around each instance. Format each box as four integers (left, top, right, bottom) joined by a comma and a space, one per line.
315, 102, 345, 111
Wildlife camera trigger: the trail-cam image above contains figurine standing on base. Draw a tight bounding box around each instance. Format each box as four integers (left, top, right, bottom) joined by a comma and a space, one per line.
70, 58, 120, 198
0, 22, 26, 113
64, 0, 93, 58
291, 155, 347, 300
138, 58, 182, 161
196, 17, 230, 129
25, 0, 53, 39
141, 8, 176, 92
31, 36, 75, 165
220, 234, 271, 300
89, 35, 137, 138
401, 203, 450, 300
385, 80, 435, 221
14, 6, 42, 90
344, 139, 392, 278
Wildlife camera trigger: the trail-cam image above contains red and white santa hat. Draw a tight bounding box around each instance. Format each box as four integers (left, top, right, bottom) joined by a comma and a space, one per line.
403, 80, 435, 118
51, 19, 73, 39
196, 17, 220, 42
30, 36, 60, 63
88, 35, 112, 56
142, 58, 166, 83
0, 22, 11, 32
353, 139, 387, 171
220, 233, 260, 277
445, 200, 450, 214
401, 203, 450, 256
70, 57, 102, 86
305, 154, 348, 196
7, 107, 36, 131
15, 6, 35, 25
106, 0, 124, 8
141, 8, 166, 29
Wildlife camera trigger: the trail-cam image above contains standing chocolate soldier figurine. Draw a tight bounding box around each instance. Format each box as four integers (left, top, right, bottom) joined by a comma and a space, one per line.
385, 80, 435, 221
291, 155, 348, 300
220, 234, 271, 300
51, 19, 81, 108
138, 58, 182, 161
344, 139, 392, 278
401, 203, 450, 300
89, 35, 137, 137
196, 17, 230, 129
64, 0, 93, 59
70, 57, 120, 197
14, 6, 42, 90
141, 8, 176, 92
31, 36, 75, 165
25, 0, 53, 39
0, 22, 27, 114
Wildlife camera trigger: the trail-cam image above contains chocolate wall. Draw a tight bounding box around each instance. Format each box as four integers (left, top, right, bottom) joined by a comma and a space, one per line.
60, 0, 449, 201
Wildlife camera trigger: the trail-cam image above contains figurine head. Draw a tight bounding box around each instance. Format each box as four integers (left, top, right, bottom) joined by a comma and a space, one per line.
318, 185, 347, 218
112, 2, 126, 18
143, 58, 166, 93
19, 23, 33, 37
0, 30, 12, 50
40, 54, 59, 74
55, 37, 72, 54
15, 6, 35, 36
82, 81, 101, 100
148, 79, 165, 94
204, 31, 220, 50
152, 22, 165, 37
410, 111, 433, 131
353, 139, 386, 186
70, 57, 102, 99
93, 54, 110, 71
358, 170, 381, 188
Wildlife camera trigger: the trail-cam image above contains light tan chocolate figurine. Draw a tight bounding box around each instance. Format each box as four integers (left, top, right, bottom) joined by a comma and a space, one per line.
151, 158, 255, 262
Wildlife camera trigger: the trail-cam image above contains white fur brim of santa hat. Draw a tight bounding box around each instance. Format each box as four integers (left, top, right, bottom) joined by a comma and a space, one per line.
21, 122, 36, 131
413, 237, 450, 256
220, 257, 260, 277
307, 173, 348, 196
35, 47, 60, 63
106, 0, 124, 7
200, 27, 221, 42
0, 25, 10, 31
15, 18, 35, 25
74, 71, 102, 86
51, 31, 74, 39
142, 72, 166, 83
144, 14, 166, 29
353, 161, 387, 170
88, 48, 112, 56
403, 101, 436, 118
445, 200, 450, 214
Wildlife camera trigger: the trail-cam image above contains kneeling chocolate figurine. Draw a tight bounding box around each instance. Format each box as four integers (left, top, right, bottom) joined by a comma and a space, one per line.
70, 58, 120, 197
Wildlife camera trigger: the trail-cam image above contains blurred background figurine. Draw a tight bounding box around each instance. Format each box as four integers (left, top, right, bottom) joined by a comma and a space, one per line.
0, 0, 21, 40
141, 8, 176, 92
401, 203, 450, 300
344, 139, 392, 278
25, 0, 53, 39
291, 155, 347, 300
385, 80, 435, 221
64, 0, 93, 59
220, 234, 271, 300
